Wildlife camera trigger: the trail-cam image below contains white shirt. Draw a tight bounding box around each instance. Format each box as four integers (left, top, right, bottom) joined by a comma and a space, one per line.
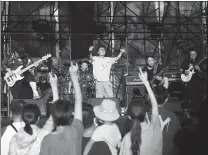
92, 123, 121, 155
1, 122, 25, 155
92, 56, 116, 81
119, 115, 163, 155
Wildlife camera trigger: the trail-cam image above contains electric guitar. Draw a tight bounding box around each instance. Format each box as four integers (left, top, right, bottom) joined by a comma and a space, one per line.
150, 66, 169, 86
4, 54, 51, 87
181, 57, 208, 82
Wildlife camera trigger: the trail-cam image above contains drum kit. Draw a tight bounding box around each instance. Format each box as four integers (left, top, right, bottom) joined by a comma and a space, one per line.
59, 61, 96, 101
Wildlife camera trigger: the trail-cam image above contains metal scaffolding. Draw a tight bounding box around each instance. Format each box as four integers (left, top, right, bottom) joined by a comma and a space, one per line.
1, 2, 207, 112
92, 1, 207, 98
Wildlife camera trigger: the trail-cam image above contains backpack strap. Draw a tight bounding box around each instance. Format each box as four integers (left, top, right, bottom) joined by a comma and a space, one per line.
11, 124, 18, 132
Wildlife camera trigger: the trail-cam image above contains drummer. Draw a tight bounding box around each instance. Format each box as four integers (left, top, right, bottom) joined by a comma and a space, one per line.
78, 61, 94, 101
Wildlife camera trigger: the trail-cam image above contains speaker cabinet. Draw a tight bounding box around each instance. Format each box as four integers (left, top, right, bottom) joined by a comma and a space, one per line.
12, 99, 47, 116
87, 98, 120, 113
125, 85, 146, 106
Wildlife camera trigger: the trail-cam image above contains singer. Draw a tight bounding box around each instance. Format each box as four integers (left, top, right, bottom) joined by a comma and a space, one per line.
89, 46, 125, 98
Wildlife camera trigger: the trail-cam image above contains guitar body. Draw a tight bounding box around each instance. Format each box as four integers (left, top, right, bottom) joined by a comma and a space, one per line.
4, 66, 24, 87
4, 54, 51, 87
181, 69, 195, 82
181, 57, 208, 82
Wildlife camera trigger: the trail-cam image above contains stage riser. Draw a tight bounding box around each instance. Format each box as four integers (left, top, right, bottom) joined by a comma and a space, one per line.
12, 99, 47, 116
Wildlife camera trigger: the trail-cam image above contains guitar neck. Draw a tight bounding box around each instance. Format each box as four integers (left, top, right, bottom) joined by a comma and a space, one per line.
19, 59, 44, 74
192, 57, 208, 69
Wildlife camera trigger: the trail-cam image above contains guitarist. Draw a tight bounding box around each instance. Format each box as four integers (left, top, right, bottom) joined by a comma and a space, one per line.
142, 56, 169, 89
180, 49, 205, 112
2, 52, 40, 99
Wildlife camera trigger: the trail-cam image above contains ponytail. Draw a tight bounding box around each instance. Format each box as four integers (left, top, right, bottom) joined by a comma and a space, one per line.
130, 119, 142, 155
24, 124, 33, 135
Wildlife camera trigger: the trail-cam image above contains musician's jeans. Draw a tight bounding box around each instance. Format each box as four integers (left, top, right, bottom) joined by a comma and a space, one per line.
10, 72, 35, 99
95, 81, 113, 98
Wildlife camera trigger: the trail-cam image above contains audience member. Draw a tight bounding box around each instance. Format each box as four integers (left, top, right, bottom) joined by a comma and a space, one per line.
82, 104, 112, 155
84, 99, 121, 155
9, 73, 58, 155
1, 100, 26, 155
39, 63, 84, 155
153, 86, 181, 155
174, 112, 200, 155
121, 98, 149, 138
119, 67, 162, 155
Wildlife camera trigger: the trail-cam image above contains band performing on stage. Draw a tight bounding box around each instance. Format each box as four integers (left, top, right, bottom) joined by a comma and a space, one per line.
2, 46, 207, 108
2, 2, 208, 155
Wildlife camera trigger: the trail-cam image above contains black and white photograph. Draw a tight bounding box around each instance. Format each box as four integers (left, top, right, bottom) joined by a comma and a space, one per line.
1, 1, 208, 155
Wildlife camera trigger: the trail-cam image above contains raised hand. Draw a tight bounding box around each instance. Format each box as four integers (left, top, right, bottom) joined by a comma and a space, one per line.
138, 67, 149, 85
89, 46, 94, 52
69, 62, 78, 77
49, 72, 57, 87
120, 48, 126, 53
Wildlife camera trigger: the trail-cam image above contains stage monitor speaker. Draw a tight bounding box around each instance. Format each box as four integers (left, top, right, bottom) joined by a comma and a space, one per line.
125, 85, 146, 106
87, 98, 121, 113
12, 99, 47, 116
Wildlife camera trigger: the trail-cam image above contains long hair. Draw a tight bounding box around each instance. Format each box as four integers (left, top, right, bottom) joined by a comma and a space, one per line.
22, 104, 41, 135
127, 99, 147, 155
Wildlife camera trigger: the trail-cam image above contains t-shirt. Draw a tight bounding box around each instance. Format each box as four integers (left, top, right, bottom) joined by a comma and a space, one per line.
92, 57, 116, 81
82, 137, 112, 155
91, 123, 121, 155
39, 119, 84, 155
119, 114, 162, 155
158, 107, 181, 155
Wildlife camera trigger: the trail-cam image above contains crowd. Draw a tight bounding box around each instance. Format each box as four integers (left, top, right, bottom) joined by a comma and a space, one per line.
1, 62, 207, 155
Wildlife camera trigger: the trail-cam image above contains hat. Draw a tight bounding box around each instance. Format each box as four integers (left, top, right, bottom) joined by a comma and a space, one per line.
93, 99, 120, 121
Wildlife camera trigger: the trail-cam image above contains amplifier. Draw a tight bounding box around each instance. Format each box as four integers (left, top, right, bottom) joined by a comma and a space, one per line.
12, 99, 47, 116
125, 76, 143, 85
125, 85, 146, 105
164, 72, 181, 81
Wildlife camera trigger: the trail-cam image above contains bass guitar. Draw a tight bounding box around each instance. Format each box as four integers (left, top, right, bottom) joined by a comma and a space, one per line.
4, 54, 51, 87
181, 57, 208, 82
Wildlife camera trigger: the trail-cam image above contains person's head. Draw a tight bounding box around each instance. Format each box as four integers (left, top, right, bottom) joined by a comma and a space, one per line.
153, 86, 169, 106
127, 99, 148, 155
189, 50, 197, 60
93, 99, 120, 123
10, 100, 26, 121
132, 88, 143, 98
83, 104, 95, 129
51, 99, 74, 127
98, 47, 106, 56
81, 62, 88, 71
146, 56, 155, 67
22, 104, 41, 135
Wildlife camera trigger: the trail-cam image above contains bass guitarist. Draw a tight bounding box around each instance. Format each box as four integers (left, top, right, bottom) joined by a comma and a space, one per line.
2, 52, 40, 99
142, 56, 169, 89
180, 49, 205, 112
